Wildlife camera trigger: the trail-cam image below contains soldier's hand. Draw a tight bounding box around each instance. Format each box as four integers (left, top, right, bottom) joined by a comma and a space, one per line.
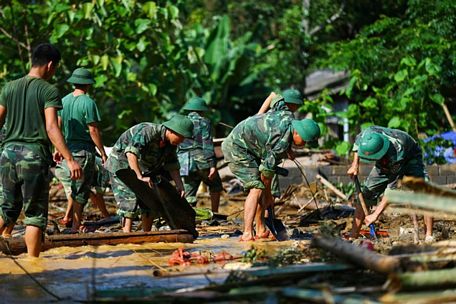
101, 153, 108, 165
176, 184, 185, 198
208, 167, 217, 180
53, 151, 63, 164
347, 164, 359, 178
138, 176, 153, 188
67, 160, 82, 180
287, 150, 296, 160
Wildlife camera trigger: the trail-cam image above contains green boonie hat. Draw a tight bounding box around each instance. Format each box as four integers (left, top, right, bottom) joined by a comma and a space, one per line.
291, 119, 320, 141
282, 89, 303, 105
358, 133, 390, 161
182, 97, 209, 112
163, 114, 193, 138
67, 67, 95, 85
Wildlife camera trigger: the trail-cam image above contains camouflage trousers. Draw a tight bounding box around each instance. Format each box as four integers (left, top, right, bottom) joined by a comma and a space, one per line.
362, 156, 428, 206
55, 150, 95, 205
222, 139, 265, 190
182, 169, 223, 205
110, 171, 151, 219
92, 156, 110, 194
0, 144, 50, 230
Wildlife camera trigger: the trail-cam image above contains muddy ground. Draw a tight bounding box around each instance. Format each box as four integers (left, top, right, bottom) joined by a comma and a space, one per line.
1, 182, 456, 303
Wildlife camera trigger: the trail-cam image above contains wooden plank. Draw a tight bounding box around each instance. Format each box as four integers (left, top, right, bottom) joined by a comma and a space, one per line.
0, 230, 194, 255
385, 189, 456, 214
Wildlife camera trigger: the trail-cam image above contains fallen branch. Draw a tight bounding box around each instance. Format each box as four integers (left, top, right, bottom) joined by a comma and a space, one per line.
312, 235, 400, 274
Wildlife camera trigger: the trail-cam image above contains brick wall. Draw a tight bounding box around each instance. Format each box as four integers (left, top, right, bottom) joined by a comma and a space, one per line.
278, 164, 456, 189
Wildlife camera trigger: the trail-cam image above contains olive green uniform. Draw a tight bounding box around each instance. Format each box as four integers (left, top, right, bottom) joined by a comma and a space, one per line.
177, 112, 223, 205
222, 111, 294, 190
354, 126, 427, 205
105, 123, 180, 218
55, 93, 101, 205
0, 76, 61, 229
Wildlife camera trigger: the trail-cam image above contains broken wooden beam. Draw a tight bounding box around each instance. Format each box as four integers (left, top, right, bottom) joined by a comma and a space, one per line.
385, 189, 456, 214
312, 235, 400, 274
0, 229, 194, 255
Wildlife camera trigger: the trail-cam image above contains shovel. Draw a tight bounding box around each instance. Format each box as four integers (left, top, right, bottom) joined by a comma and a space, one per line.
263, 166, 289, 241
354, 176, 377, 240
265, 205, 288, 241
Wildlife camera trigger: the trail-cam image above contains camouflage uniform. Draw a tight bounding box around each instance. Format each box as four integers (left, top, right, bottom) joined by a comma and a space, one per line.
221, 111, 294, 190
354, 126, 428, 205
177, 112, 223, 205
0, 76, 61, 230
92, 156, 110, 194
269, 94, 295, 197
105, 123, 180, 218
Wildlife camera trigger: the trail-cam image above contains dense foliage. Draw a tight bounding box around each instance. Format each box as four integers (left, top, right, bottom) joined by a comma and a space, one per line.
0, 0, 455, 157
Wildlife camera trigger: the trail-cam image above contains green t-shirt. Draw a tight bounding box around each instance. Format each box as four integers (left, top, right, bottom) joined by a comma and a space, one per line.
0, 75, 61, 161
59, 93, 101, 152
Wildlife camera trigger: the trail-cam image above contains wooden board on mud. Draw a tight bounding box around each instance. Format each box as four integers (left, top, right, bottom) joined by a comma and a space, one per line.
0, 229, 194, 255
116, 169, 198, 238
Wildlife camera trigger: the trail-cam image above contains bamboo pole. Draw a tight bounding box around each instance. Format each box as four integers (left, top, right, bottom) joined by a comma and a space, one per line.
385, 189, 456, 214
316, 174, 348, 201
393, 268, 456, 290
312, 235, 400, 274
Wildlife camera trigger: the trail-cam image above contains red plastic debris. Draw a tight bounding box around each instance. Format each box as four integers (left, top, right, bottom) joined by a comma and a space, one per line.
168, 248, 233, 266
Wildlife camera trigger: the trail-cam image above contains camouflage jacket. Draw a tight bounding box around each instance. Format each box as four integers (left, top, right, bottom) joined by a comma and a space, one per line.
353, 126, 422, 175
105, 122, 180, 174
269, 94, 294, 118
177, 112, 216, 175
223, 111, 293, 178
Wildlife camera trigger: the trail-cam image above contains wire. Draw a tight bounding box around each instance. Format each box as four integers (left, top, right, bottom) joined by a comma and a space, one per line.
2, 239, 62, 301
292, 159, 320, 212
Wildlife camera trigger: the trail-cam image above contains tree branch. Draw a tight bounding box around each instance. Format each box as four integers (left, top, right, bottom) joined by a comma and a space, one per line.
309, 1, 345, 36
0, 26, 28, 50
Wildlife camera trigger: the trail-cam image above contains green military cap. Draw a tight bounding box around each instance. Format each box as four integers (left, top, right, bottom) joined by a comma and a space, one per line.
358, 133, 390, 161
163, 114, 193, 138
67, 67, 95, 85
282, 89, 303, 105
291, 119, 320, 141
182, 97, 209, 112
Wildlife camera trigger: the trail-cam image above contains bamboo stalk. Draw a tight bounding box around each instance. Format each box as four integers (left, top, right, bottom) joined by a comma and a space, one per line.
386, 189, 456, 214
392, 268, 456, 290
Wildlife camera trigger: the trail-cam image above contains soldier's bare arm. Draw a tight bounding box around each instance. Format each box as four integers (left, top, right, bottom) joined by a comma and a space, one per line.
88, 122, 108, 163
45, 107, 82, 180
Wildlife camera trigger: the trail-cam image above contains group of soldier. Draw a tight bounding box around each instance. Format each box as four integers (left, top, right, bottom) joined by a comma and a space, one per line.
0, 43, 434, 257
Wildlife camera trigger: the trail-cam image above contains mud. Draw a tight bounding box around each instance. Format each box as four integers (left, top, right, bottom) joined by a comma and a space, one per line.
2, 183, 456, 302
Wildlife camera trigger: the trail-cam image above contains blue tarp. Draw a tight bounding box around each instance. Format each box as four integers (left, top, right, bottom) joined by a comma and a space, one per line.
423, 131, 456, 164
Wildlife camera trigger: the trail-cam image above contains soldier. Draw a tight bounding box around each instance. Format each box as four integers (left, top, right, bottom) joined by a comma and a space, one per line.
177, 97, 223, 212
222, 112, 320, 241
55, 67, 108, 233
258, 89, 304, 198
347, 126, 434, 242
0, 43, 82, 257
105, 115, 193, 233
